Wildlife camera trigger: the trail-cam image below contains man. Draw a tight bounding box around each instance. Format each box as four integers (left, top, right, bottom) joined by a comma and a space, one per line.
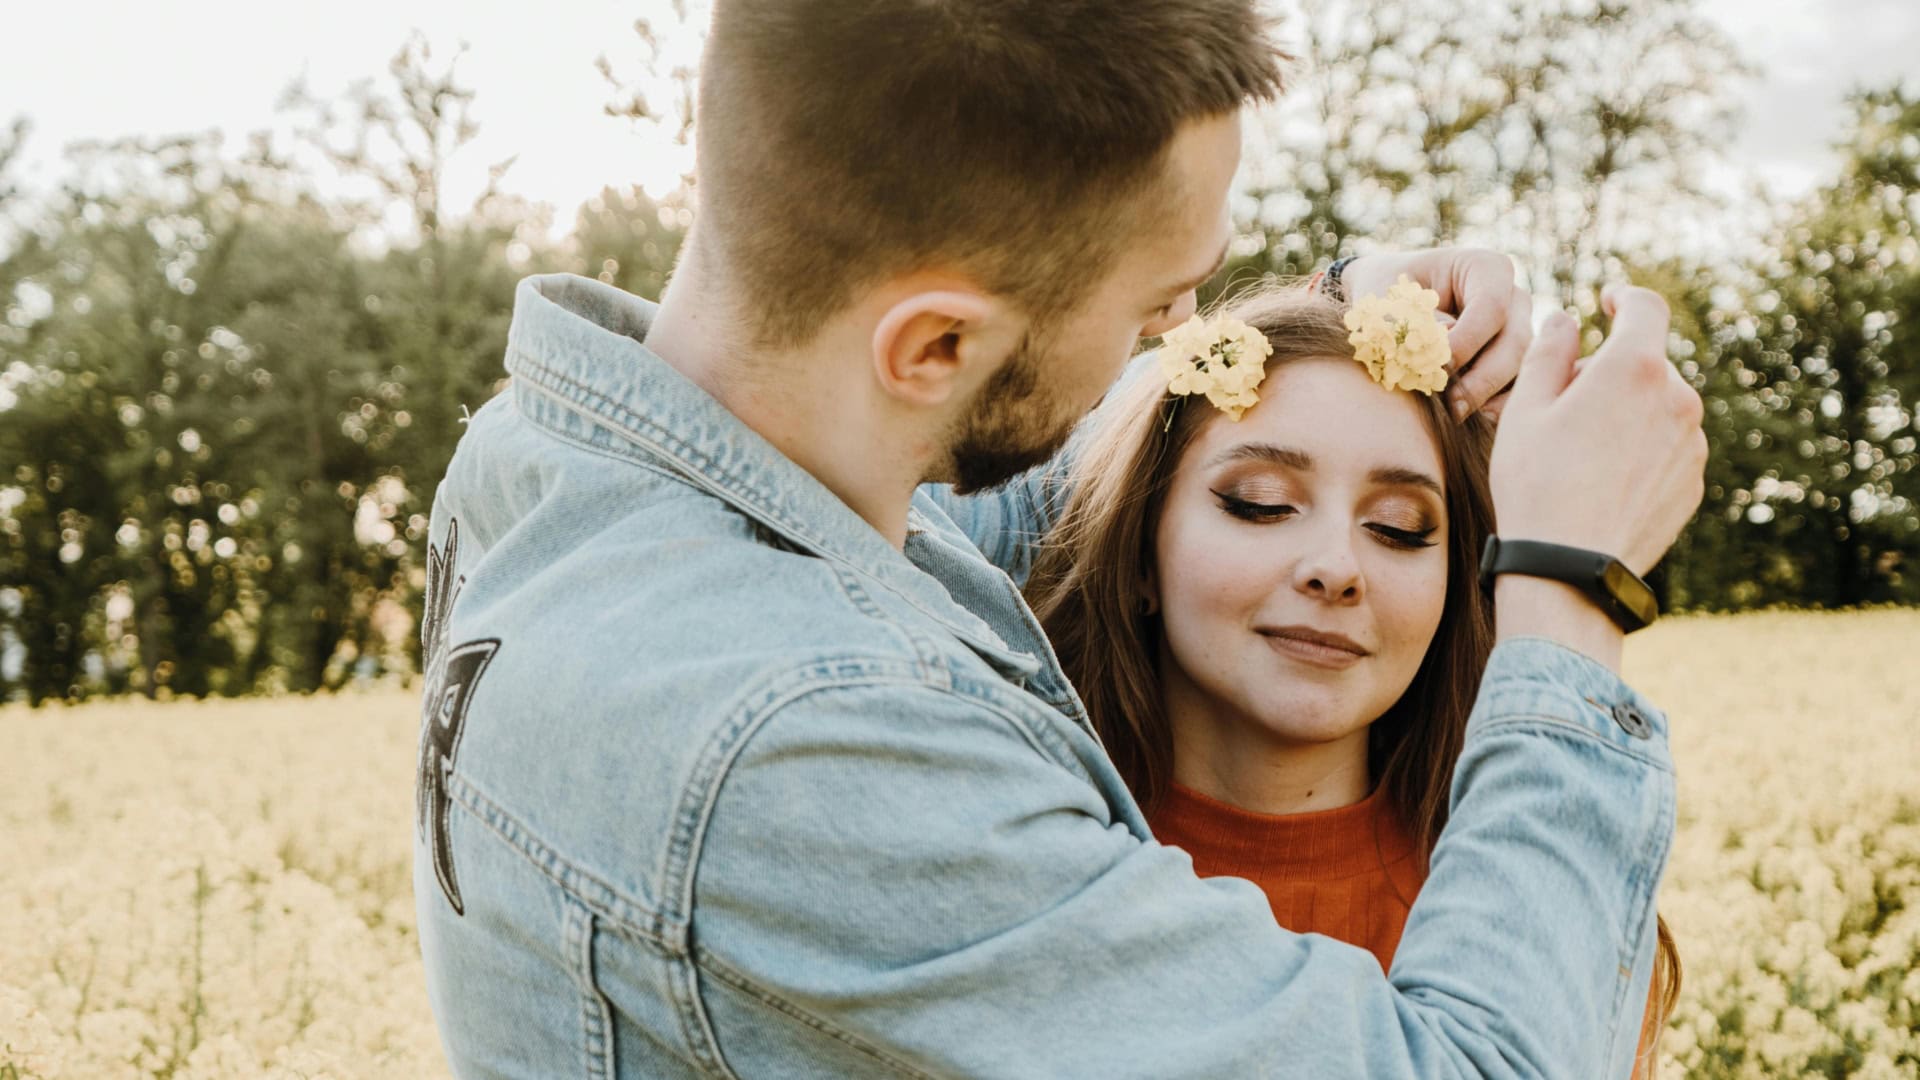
414, 1, 1706, 1076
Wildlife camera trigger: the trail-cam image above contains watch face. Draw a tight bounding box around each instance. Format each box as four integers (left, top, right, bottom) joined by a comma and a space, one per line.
1602, 560, 1659, 627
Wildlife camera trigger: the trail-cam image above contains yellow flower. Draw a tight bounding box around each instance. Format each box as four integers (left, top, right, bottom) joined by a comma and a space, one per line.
1158, 314, 1273, 421
1344, 275, 1451, 395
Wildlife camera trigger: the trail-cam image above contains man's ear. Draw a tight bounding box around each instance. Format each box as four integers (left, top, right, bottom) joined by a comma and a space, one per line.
870, 289, 1016, 408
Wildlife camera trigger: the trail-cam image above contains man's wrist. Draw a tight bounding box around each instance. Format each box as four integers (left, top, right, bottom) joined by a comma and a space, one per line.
1493, 576, 1625, 673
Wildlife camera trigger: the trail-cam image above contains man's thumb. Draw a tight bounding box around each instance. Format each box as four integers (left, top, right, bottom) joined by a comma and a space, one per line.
1506, 310, 1580, 412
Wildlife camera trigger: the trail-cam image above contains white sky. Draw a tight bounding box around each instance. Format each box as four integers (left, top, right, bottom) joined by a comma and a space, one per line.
4, 0, 1918, 238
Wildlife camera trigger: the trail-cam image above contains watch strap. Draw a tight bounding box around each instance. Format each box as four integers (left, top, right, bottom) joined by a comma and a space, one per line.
1479, 537, 1658, 633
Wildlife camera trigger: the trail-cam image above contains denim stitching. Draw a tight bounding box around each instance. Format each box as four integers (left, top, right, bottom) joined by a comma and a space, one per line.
509, 390, 718, 493
944, 668, 1095, 783
829, 566, 953, 690
509, 355, 846, 560
660, 658, 931, 926
1470, 714, 1675, 772
445, 770, 675, 949
1454, 720, 1676, 1070
658, 665, 1097, 1073
564, 895, 615, 1080
665, 946, 740, 1080
509, 358, 1028, 666
695, 946, 939, 1080
996, 574, 1092, 726
1608, 764, 1675, 1068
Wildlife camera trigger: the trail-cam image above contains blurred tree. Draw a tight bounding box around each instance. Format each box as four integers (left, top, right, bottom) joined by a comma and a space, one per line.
0, 23, 1911, 702
0, 40, 546, 702
595, 1, 705, 195
568, 184, 687, 301
282, 35, 536, 678
1222, 0, 1743, 311
1677, 88, 1920, 608
0, 132, 310, 700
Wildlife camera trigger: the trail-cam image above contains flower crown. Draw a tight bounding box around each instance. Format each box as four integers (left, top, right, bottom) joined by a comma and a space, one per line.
1159, 276, 1451, 420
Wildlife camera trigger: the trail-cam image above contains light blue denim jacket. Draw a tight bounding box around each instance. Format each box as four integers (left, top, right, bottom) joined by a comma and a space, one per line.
414, 273, 1675, 1079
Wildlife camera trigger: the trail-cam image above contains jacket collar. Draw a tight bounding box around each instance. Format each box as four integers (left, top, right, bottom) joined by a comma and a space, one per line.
502, 273, 1041, 679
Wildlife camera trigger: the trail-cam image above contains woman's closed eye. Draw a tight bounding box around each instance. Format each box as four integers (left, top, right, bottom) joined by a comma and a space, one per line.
1366, 523, 1439, 550
1215, 489, 1439, 549
1214, 490, 1295, 522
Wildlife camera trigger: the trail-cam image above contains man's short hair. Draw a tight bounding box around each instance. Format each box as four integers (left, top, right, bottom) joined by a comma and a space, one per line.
696, 0, 1289, 347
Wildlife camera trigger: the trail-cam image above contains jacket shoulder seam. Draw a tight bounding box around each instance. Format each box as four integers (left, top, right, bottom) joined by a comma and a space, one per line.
444, 768, 675, 950
694, 944, 940, 1080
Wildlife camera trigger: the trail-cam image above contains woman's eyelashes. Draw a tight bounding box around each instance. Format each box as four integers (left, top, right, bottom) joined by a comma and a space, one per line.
1211, 489, 1439, 549
1367, 523, 1439, 550
1213, 490, 1295, 522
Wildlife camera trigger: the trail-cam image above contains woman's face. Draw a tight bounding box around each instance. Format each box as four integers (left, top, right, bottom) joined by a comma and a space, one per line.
1150, 355, 1450, 748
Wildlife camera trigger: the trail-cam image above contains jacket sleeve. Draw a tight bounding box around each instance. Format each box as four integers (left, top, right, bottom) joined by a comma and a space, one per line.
917, 466, 1070, 590
688, 638, 1673, 1079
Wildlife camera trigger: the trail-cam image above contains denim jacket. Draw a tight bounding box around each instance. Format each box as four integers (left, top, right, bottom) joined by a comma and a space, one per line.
413, 273, 1675, 1079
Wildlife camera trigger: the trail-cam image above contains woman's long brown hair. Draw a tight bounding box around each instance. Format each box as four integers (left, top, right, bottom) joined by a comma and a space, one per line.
1024, 286, 1679, 1060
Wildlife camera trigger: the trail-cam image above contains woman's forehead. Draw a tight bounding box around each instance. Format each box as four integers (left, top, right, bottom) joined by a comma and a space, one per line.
1189, 357, 1444, 479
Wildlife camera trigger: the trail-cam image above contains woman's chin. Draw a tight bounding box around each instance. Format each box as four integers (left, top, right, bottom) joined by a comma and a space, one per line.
1248, 701, 1375, 748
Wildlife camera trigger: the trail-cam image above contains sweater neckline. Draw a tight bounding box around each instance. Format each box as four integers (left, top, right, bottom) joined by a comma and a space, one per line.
1151, 780, 1420, 881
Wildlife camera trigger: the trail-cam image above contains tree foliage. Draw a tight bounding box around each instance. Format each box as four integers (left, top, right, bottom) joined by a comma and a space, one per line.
0, 11, 1913, 703
0, 43, 684, 703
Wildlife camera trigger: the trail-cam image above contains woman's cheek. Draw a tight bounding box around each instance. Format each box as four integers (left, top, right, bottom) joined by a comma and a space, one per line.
1374, 552, 1448, 656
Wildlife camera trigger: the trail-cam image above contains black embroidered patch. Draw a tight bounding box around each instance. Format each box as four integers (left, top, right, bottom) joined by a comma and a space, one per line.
417, 518, 500, 916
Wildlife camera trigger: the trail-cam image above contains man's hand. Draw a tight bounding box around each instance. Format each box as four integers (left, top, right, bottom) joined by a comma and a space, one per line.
1488, 284, 1708, 670
1340, 247, 1531, 422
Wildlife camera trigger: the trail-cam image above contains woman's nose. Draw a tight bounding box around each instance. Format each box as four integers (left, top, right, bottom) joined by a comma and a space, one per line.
1291, 528, 1363, 603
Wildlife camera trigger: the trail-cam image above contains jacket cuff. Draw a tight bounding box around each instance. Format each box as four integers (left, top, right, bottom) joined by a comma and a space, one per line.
1471, 637, 1672, 764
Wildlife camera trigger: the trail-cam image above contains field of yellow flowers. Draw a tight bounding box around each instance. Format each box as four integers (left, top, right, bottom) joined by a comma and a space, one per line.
3, 609, 1917, 1078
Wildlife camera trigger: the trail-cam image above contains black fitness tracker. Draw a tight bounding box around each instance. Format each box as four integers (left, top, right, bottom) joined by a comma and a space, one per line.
1478, 536, 1659, 633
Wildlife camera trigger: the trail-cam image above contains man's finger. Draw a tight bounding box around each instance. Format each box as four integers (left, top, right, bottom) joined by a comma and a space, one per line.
1443, 252, 1517, 372
1449, 290, 1533, 419
1590, 284, 1672, 376
1506, 309, 1580, 412
1477, 386, 1514, 425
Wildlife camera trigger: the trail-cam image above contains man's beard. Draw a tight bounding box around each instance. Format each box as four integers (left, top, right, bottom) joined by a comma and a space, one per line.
944, 331, 1083, 495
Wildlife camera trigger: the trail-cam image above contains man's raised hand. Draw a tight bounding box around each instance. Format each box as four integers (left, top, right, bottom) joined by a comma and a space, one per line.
1339, 247, 1532, 421
1485, 284, 1708, 668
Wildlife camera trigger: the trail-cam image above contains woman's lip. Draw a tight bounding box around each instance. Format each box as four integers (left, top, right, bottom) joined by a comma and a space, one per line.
1259, 629, 1369, 669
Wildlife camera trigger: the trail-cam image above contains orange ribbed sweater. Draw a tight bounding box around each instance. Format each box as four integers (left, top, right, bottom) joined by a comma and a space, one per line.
1151, 782, 1660, 1079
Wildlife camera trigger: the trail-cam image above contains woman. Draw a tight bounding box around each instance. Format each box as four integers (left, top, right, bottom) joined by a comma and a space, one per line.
1024, 285, 1679, 1076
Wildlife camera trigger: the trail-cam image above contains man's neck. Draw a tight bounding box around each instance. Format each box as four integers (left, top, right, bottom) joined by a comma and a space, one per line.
642, 250, 933, 549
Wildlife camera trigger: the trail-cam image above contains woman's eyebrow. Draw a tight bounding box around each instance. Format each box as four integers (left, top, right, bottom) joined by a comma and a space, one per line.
1205, 443, 1313, 471
1369, 466, 1443, 497
1206, 444, 1443, 498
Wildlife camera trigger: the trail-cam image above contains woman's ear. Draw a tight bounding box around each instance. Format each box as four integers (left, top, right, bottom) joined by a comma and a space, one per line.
870, 289, 1014, 408
1139, 566, 1160, 616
